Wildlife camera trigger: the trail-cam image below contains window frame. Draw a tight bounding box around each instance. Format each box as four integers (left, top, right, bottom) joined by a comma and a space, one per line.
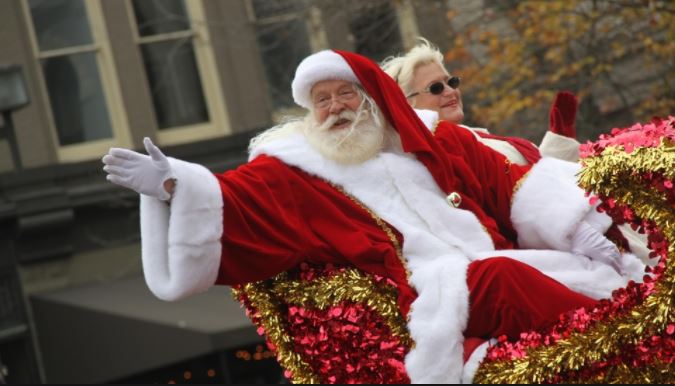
244, 0, 327, 119
125, 0, 230, 147
22, 0, 132, 163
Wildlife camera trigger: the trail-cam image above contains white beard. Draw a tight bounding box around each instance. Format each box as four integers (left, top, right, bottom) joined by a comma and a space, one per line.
304, 108, 386, 165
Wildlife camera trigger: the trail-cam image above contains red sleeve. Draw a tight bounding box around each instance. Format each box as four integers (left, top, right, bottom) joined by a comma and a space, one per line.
212, 155, 312, 285
210, 155, 418, 315
434, 122, 532, 241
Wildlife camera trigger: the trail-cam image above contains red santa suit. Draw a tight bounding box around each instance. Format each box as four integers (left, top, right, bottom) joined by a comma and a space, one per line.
137, 50, 645, 383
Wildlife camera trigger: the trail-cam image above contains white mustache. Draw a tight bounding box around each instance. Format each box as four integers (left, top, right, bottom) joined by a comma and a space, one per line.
317, 110, 358, 132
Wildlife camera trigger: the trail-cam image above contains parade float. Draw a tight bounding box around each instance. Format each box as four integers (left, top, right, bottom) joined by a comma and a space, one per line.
234, 116, 674, 383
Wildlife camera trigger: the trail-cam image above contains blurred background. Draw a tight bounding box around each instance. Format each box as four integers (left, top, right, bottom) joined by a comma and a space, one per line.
0, 0, 671, 383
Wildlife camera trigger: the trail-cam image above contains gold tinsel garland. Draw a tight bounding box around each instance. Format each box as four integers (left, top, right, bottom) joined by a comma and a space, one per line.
233, 267, 411, 383
564, 359, 674, 384
271, 268, 412, 345
473, 141, 674, 383
233, 281, 319, 384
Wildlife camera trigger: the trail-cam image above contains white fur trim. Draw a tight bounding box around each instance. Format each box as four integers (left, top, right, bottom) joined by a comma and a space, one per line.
414, 108, 439, 131
291, 50, 359, 109
474, 136, 529, 165
539, 131, 581, 162
140, 158, 223, 301
461, 339, 493, 384
460, 123, 529, 166
511, 157, 592, 251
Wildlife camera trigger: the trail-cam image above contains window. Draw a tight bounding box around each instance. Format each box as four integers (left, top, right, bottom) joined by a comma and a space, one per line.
348, 0, 404, 63
129, 0, 229, 146
248, 0, 314, 114
24, 0, 131, 162
248, 0, 408, 115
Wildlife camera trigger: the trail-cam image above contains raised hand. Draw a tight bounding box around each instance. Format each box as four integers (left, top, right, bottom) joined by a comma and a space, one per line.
549, 91, 578, 139
102, 137, 175, 201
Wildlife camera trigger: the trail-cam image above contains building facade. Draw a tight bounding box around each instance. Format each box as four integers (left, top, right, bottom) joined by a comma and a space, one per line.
0, 0, 450, 383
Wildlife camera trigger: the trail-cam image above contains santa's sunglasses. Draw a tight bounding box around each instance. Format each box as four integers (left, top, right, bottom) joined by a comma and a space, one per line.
406, 76, 461, 98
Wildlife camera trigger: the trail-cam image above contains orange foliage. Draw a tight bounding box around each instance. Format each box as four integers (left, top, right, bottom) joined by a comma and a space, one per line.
444, 0, 674, 141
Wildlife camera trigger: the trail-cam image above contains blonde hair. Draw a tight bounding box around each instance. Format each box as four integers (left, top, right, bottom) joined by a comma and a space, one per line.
380, 38, 447, 100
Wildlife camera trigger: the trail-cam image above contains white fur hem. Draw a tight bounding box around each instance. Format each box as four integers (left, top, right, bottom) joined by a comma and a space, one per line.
461, 339, 492, 384
511, 157, 592, 251
539, 131, 581, 162
140, 158, 223, 301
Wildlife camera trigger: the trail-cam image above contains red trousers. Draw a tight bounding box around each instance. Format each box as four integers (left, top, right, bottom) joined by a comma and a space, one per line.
462, 257, 596, 361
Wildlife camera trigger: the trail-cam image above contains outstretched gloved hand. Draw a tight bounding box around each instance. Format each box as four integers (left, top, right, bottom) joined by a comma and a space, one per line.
549, 91, 578, 139
102, 137, 175, 201
571, 221, 624, 275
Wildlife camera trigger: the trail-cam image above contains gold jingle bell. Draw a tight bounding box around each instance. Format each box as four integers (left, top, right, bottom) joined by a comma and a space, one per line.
446, 192, 462, 208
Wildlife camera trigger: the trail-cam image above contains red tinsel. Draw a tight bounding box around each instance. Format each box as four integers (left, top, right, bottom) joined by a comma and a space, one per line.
580, 116, 675, 157
285, 301, 410, 384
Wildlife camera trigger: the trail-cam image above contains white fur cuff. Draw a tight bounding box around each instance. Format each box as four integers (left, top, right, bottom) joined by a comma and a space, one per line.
539, 131, 581, 162
140, 158, 223, 301
511, 157, 592, 251
461, 339, 493, 384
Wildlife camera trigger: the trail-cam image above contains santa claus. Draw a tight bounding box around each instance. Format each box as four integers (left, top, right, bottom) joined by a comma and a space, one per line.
102, 49, 645, 383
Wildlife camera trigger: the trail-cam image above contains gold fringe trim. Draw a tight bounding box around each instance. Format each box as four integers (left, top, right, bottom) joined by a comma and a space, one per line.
510, 169, 531, 207
432, 119, 440, 133
328, 182, 411, 282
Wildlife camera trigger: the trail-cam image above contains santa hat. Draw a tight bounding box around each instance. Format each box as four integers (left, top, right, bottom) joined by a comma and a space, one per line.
291, 50, 360, 109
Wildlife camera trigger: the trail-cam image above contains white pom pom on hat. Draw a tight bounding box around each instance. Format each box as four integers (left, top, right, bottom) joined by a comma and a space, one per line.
291, 50, 360, 109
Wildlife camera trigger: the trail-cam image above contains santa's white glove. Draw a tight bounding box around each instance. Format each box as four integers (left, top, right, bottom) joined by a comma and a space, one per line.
571, 221, 624, 275
102, 137, 175, 201
583, 206, 613, 233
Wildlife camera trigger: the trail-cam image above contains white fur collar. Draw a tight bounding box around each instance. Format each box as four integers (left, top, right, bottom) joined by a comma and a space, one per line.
414, 108, 439, 132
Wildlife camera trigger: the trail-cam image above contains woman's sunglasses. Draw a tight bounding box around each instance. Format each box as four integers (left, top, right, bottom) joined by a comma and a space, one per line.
407, 76, 461, 98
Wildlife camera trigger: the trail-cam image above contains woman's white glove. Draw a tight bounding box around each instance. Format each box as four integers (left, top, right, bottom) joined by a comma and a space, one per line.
571, 221, 624, 275
102, 137, 175, 201
582, 206, 613, 233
